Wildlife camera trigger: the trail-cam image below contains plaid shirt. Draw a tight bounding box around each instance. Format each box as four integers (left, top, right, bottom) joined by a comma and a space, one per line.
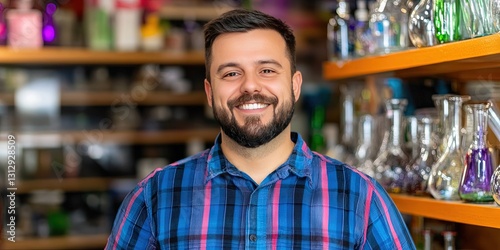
106, 132, 415, 250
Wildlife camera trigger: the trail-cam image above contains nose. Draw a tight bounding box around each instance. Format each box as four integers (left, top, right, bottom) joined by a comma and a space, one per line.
239, 73, 262, 94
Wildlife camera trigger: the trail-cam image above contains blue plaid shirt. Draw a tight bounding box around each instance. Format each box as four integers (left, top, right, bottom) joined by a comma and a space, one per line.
106, 132, 415, 249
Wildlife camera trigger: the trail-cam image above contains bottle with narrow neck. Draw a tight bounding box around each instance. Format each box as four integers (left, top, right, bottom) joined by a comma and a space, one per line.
428, 95, 470, 200
459, 101, 494, 203
327, 0, 355, 61
373, 99, 409, 193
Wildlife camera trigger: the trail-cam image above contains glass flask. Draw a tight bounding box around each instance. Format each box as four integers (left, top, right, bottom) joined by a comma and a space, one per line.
434, 0, 462, 43
459, 101, 495, 203
408, 0, 438, 47
493, 0, 500, 32
353, 114, 378, 177
369, 0, 409, 54
404, 117, 438, 196
428, 95, 470, 200
488, 100, 500, 206
373, 99, 410, 193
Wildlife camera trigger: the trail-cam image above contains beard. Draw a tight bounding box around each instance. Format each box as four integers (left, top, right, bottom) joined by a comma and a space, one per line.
212, 91, 295, 148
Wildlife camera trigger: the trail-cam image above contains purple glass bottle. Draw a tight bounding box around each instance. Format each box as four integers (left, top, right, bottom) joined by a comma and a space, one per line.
459, 101, 495, 203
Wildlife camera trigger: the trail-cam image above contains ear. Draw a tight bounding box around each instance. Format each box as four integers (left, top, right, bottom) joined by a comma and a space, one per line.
204, 79, 213, 108
292, 71, 302, 102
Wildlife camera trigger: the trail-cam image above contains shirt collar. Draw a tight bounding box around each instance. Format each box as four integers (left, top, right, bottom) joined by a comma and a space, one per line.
206, 132, 314, 184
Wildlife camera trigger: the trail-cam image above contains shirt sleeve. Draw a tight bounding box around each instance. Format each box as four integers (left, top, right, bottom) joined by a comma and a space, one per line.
363, 180, 416, 250
105, 183, 157, 250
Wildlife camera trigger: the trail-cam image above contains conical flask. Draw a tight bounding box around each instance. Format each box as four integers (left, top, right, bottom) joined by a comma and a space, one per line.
459, 101, 494, 202
428, 95, 470, 200
373, 99, 410, 193
404, 117, 439, 196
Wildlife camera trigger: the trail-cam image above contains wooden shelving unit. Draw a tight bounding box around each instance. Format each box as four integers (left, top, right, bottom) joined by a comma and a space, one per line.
1, 234, 108, 250
390, 194, 500, 229
15, 177, 118, 194
323, 33, 500, 80
0, 47, 205, 65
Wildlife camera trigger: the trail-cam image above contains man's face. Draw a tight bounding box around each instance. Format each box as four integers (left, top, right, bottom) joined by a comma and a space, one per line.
204, 29, 302, 148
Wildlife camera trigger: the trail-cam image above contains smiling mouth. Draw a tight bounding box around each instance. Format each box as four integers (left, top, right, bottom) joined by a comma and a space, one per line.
238, 103, 269, 110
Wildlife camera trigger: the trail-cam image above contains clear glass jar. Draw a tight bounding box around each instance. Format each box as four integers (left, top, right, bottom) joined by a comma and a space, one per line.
459, 101, 495, 203
373, 99, 410, 193
428, 95, 470, 200
409, 0, 437, 47
369, 0, 410, 54
404, 117, 438, 196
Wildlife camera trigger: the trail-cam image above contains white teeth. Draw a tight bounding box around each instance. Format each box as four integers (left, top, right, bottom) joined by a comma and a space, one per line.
240, 103, 268, 110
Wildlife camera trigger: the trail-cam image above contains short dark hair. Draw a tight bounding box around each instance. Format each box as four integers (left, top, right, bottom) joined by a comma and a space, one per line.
203, 9, 296, 82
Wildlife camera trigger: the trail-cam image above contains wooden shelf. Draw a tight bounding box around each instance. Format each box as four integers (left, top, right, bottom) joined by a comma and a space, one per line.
9, 128, 219, 145
1, 234, 108, 250
159, 5, 234, 20
0, 47, 205, 65
390, 194, 500, 229
1, 91, 208, 106
323, 33, 500, 80
14, 177, 119, 194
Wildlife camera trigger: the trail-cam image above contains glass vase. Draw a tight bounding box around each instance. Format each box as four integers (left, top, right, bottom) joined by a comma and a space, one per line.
459, 101, 495, 202
409, 0, 438, 47
404, 117, 439, 196
373, 99, 410, 193
428, 95, 470, 200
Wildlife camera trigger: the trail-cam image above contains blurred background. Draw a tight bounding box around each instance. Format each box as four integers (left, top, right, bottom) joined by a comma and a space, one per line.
0, 0, 499, 249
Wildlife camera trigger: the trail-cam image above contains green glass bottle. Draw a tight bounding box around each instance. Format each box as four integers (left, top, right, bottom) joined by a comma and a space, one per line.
434, 0, 462, 43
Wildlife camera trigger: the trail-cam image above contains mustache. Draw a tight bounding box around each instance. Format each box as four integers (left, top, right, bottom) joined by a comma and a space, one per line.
228, 93, 278, 108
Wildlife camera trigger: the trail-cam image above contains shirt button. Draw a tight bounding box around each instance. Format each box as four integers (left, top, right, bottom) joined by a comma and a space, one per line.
249, 234, 257, 242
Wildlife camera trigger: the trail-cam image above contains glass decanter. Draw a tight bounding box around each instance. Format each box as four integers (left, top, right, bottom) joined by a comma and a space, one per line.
459, 101, 495, 203
353, 114, 378, 177
428, 95, 470, 200
373, 99, 410, 193
408, 0, 437, 47
404, 117, 439, 196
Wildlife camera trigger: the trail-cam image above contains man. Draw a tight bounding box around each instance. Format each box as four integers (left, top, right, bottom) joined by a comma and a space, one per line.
106, 9, 416, 249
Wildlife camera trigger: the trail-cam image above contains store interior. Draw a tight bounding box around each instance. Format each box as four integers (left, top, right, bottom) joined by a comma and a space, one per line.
0, 0, 499, 249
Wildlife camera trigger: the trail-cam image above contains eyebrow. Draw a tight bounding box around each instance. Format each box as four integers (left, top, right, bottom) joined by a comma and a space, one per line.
216, 59, 283, 75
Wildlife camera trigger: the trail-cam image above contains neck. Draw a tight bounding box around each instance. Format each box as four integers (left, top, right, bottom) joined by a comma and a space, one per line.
220, 128, 295, 185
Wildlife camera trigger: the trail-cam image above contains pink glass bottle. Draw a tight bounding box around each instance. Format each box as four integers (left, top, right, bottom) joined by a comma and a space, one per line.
6, 0, 43, 48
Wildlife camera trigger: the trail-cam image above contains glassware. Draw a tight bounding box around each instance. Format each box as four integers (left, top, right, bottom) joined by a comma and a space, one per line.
432, 94, 449, 158
442, 231, 456, 250
493, 0, 500, 32
488, 100, 500, 206
353, 114, 378, 177
434, 0, 462, 43
327, 0, 355, 61
461, 0, 495, 38
373, 99, 410, 193
405, 117, 438, 195
428, 95, 470, 200
459, 101, 495, 203
369, 0, 410, 54
409, 0, 438, 47
354, 0, 374, 57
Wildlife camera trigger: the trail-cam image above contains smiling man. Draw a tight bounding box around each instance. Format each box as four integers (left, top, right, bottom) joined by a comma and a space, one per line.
106, 9, 416, 250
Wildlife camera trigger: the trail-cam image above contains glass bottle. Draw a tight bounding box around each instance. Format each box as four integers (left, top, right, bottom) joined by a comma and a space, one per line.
369, 0, 410, 54
353, 114, 378, 177
428, 95, 470, 200
327, 0, 355, 61
373, 99, 410, 193
488, 100, 500, 206
493, 0, 500, 32
354, 0, 374, 57
459, 101, 495, 203
405, 117, 439, 196
442, 231, 456, 250
423, 229, 432, 250
409, 0, 438, 47
434, 0, 461, 43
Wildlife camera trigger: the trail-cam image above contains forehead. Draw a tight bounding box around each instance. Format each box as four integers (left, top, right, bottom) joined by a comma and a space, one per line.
210, 29, 288, 66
